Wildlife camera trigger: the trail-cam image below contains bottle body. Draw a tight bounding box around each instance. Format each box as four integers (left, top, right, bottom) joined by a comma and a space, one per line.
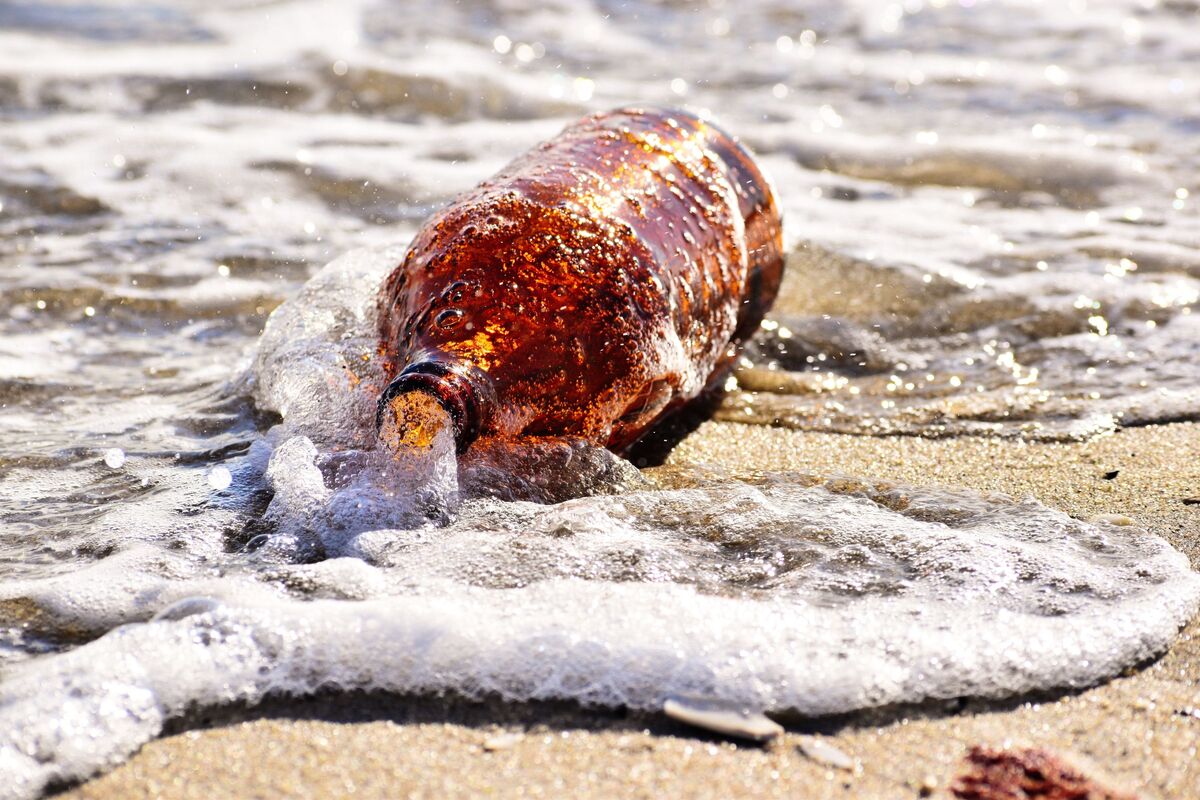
377, 107, 784, 454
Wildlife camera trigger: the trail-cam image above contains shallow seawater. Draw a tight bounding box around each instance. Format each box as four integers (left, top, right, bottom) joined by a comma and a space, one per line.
1, 1, 1199, 797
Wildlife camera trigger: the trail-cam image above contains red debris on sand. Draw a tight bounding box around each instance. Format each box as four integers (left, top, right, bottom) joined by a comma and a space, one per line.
950, 745, 1138, 800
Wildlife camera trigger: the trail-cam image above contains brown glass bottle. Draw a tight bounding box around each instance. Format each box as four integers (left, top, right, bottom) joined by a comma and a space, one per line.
376, 107, 784, 454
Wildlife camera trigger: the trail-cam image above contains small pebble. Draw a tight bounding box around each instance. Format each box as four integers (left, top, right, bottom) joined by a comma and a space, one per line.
797, 735, 856, 771
663, 695, 783, 742
103, 448, 125, 469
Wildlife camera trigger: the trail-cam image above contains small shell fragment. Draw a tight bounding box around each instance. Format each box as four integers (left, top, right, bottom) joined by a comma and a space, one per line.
663, 695, 783, 742
797, 735, 856, 770
1089, 513, 1135, 526
482, 732, 524, 751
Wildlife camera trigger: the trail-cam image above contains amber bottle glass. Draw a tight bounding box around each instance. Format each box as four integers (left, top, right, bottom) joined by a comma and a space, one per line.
377, 107, 784, 454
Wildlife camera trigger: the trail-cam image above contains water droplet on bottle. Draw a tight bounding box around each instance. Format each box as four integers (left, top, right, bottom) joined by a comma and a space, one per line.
435, 308, 464, 328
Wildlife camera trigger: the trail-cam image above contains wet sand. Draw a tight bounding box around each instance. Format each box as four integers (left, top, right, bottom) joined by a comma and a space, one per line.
63, 421, 1200, 799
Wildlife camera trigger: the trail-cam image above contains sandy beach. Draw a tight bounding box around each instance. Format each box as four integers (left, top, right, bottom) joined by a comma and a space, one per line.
63, 420, 1200, 799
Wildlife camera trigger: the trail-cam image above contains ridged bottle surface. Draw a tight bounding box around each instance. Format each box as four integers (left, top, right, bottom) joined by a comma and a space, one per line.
377, 107, 784, 454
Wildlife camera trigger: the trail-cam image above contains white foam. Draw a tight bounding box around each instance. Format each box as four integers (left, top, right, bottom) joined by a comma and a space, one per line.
249, 247, 401, 449
1, 481, 1197, 799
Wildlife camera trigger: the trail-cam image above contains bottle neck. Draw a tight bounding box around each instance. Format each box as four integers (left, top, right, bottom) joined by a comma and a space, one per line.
376, 359, 490, 454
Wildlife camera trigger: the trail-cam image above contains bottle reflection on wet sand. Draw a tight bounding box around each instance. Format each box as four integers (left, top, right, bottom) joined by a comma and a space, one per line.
376, 107, 784, 455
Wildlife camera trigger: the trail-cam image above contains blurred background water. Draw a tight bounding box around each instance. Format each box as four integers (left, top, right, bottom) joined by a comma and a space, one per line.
1, 1, 1199, 796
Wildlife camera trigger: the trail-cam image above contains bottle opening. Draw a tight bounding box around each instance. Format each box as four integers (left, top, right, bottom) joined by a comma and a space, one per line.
376, 360, 489, 454
377, 390, 452, 452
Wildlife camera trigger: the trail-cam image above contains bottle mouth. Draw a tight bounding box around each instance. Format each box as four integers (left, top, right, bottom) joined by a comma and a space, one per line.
376, 360, 486, 454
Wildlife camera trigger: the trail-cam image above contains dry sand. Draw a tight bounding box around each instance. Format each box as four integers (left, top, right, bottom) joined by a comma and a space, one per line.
62, 421, 1200, 799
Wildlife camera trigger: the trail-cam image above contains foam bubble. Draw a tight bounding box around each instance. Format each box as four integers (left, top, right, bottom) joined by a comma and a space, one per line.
207, 465, 232, 490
